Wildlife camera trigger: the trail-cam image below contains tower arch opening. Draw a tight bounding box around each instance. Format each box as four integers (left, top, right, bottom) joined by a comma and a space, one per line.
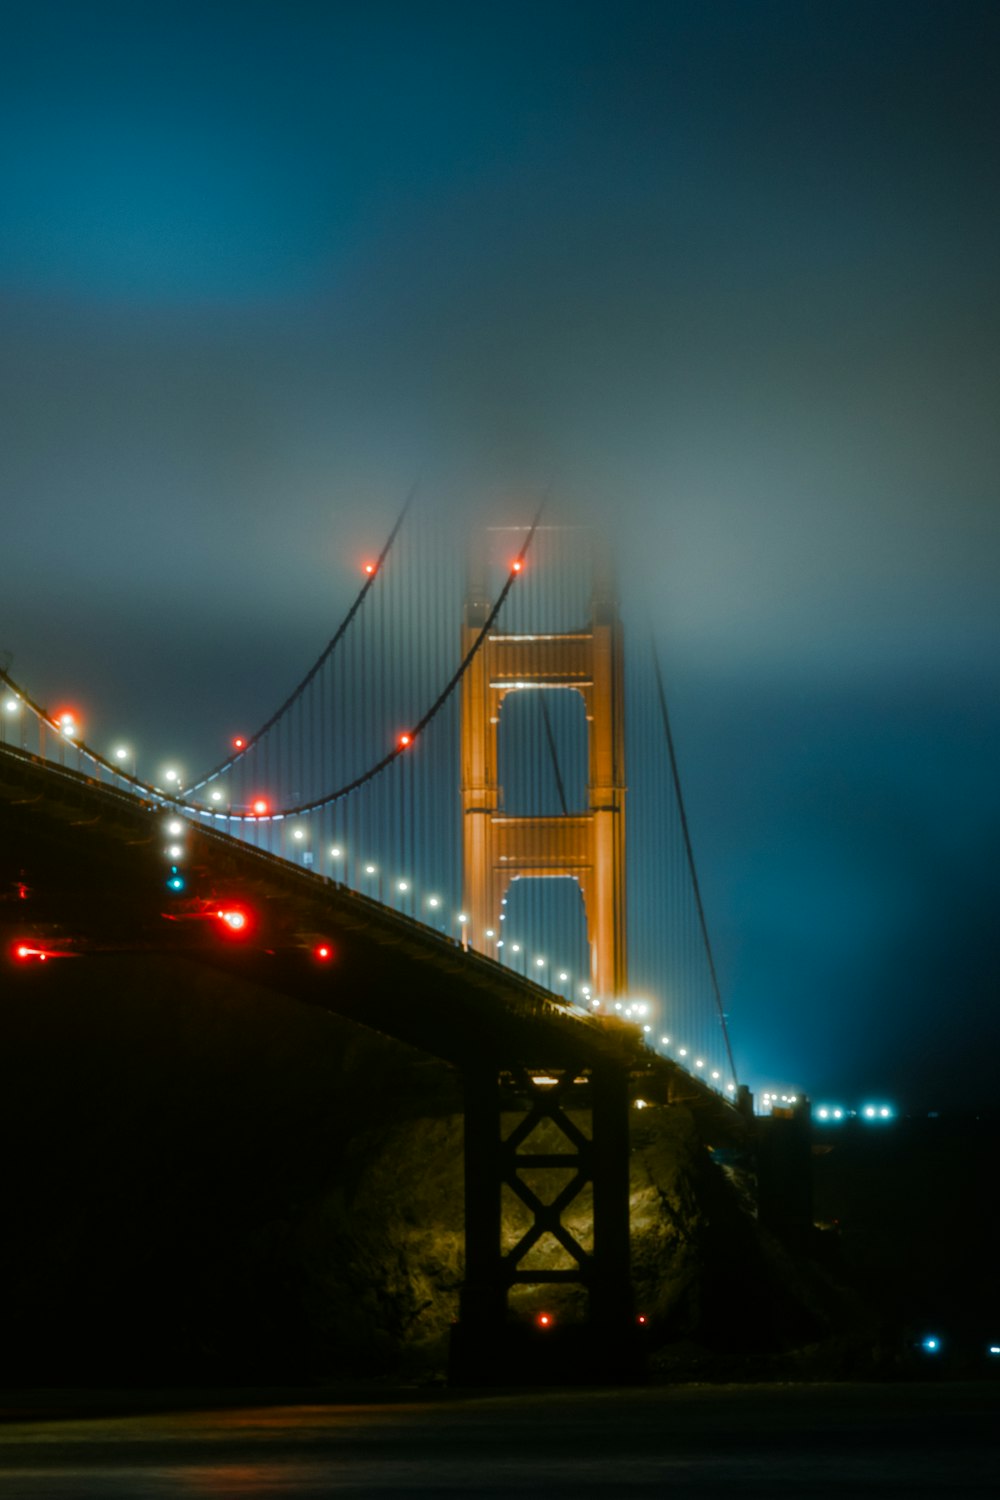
499, 874, 590, 997
496, 687, 589, 817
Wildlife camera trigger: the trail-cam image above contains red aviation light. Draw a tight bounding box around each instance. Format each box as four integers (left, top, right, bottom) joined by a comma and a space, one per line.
251, 797, 269, 817
313, 943, 333, 962
511, 558, 523, 574
233, 736, 246, 751
364, 561, 377, 577
397, 731, 413, 750
536, 1312, 554, 1329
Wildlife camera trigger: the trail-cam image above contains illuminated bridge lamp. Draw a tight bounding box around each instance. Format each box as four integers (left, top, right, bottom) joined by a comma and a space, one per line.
210, 790, 224, 804
4, 697, 20, 713
56, 710, 79, 738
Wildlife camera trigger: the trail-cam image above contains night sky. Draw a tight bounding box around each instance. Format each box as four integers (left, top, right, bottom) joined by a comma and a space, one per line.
2, 1, 998, 1110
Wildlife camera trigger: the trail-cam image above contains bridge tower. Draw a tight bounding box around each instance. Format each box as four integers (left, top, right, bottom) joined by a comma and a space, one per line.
460, 537, 628, 998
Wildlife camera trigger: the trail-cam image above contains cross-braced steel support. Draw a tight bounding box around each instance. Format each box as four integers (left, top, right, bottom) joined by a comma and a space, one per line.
450, 1058, 641, 1384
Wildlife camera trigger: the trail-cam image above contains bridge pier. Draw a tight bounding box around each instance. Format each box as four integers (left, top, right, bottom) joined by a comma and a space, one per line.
450, 1059, 643, 1385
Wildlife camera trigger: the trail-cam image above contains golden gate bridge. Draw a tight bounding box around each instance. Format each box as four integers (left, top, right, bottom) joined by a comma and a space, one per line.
0, 496, 746, 1380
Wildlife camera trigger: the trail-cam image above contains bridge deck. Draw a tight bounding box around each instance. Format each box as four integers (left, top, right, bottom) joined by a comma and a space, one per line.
0, 745, 744, 1138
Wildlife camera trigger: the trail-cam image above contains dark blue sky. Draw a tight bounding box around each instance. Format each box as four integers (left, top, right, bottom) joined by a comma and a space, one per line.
2, 1, 998, 1107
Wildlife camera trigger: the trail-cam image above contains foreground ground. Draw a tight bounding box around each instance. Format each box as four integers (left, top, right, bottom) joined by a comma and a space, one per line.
1, 1382, 998, 1497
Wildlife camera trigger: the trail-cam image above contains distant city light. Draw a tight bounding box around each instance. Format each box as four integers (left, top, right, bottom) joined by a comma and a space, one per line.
921, 1335, 941, 1354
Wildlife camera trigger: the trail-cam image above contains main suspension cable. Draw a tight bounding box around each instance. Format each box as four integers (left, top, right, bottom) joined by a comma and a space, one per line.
183, 482, 419, 795
651, 638, 739, 1083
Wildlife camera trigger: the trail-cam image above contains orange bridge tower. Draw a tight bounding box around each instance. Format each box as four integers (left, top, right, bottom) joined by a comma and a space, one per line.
460, 536, 627, 998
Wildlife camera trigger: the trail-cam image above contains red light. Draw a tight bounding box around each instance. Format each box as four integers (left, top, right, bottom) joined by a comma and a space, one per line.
13, 943, 52, 962
536, 1312, 553, 1328
397, 732, 412, 749
251, 797, 269, 816
215, 907, 251, 936
511, 559, 523, 573
637, 1315, 647, 1325
314, 944, 333, 962
364, 561, 377, 576
233, 736, 246, 750
54, 708, 80, 733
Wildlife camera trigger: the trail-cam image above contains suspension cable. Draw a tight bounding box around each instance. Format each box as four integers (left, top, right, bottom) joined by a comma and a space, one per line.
189, 502, 545, 819
183, 482, 420, 795
650, 638, 739, 1083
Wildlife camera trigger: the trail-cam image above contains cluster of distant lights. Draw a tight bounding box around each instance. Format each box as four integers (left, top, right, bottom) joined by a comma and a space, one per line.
919, 1334, 1000, 1361
759, 1092, 896, 1122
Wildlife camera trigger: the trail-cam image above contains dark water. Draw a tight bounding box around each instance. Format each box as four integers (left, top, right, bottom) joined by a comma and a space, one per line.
1, 1383, 996, 1497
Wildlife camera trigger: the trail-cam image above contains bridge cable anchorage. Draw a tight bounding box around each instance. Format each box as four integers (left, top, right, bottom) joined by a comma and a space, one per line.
209, 501, 544, 820
182, 480, 421, 796
650, 637, 739, 1086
